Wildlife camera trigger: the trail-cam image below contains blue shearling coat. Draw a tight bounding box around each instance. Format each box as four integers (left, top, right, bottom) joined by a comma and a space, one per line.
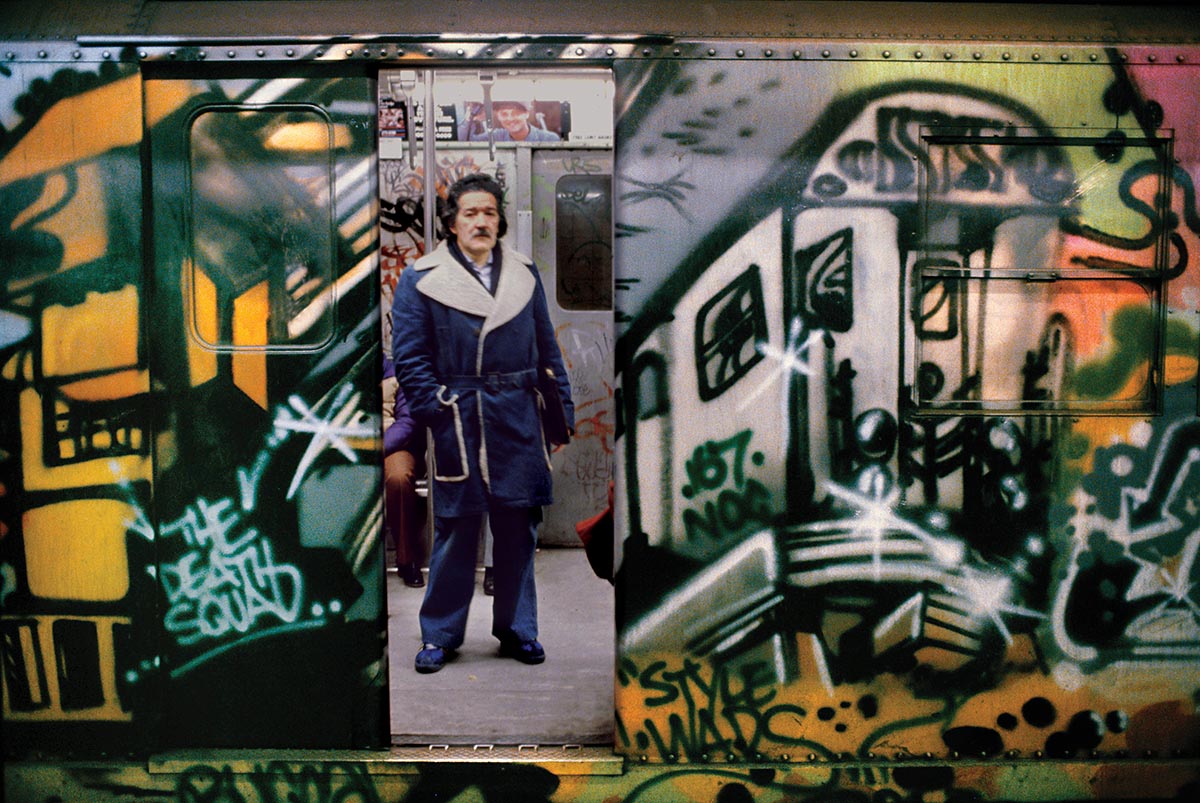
391, 240, 574, 517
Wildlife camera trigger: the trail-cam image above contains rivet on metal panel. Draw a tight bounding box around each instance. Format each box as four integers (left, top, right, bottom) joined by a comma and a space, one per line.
397, 49, 406, 56
137, 51, 146, 59
575, 47, 584, 56
286, 48, 295, 57
1148, 53, 1157, 62
1002, 52, 1011, 60
1060, 53, 1069, 61
972, 51, 982, 59
38, 50, 48, 58
914, 50, 923, 59
103, 51, 111, 59
605, 48, 614, 56
1090, 52, 1098, 60
1032, 52, 1041, 60
701, 753, 711, 762
516, 48, 524, 56
780, 754, 790, 761
4, 52, 14, 60
427, 48, 435, 56
257, 49, 266, 57
316, 48, 325, 56
457, 49, 465, 56
821, 49, 830, 58
673, 48, 681, 56
849, 49, 858, 57
73, 50, 81, 59
943, 52, 952, 59
736, 49, 745, 57
345, 48, 354, 56
642, 48, 651, 56
883, 50, 891, 58
792, 49, 801, 58
764, 48, 773, 57
708, 48, 717, 56
547, 48, 555, 56
227, 50, 236, 58
807, 753, 818, 761
198, 51, 206, 59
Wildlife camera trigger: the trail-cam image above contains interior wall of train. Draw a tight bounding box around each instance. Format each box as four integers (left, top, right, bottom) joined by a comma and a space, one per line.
3, 1, 1200, 801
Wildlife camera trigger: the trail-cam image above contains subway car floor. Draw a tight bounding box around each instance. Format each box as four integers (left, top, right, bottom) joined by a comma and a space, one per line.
386, 546, 616, 746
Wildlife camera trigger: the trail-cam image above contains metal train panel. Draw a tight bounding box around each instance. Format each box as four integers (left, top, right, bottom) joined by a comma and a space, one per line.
2, 2, 1200, 800
611, 49, 1200, 771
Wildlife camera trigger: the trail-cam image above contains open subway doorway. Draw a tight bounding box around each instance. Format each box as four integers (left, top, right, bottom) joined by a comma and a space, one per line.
377, 67, 616, 745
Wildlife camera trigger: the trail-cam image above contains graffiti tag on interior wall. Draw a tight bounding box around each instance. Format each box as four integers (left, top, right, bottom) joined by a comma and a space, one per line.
124, 384, 374, 667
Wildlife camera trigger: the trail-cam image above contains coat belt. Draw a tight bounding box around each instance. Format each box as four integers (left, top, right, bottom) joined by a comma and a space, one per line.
447, 369, 537, 391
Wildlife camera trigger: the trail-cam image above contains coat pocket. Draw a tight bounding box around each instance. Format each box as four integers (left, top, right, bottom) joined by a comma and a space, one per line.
429, 386, 469, 482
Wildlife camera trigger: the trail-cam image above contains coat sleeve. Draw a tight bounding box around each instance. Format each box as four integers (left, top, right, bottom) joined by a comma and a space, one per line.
391, 267, 449, 428
531, 265, 575, 430
383, 375, 417, 455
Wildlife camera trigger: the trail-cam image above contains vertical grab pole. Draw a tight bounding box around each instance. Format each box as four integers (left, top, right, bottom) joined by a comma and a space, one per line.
423, 69, 437, 253
387, 71, 419, 171
479, 71, 496, 163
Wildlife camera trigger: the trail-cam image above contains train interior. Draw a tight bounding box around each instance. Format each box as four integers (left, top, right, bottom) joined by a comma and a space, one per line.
376, 67, 618, 746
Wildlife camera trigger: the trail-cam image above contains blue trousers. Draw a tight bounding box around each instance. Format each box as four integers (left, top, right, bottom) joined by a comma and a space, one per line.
419, 506, 539, 649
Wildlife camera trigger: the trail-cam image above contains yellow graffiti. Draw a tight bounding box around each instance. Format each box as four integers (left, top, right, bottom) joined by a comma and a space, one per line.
0, 614, 132, 721
42, 286, 140, 378
232, 280, 269, 408
19, 388, 151, 492
186, 263, 219, 386
23, 499, 132, 602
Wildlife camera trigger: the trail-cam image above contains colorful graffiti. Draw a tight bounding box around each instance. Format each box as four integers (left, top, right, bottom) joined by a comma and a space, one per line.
613, 51, 1200, 767
2, 66, 385, 750
3, 20, 1200, 803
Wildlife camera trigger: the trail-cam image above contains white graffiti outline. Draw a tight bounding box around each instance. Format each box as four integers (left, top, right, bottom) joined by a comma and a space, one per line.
273, 383, 376, 499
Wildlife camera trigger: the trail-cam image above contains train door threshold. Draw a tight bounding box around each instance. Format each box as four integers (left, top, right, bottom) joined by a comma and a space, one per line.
148, 746, 624, 774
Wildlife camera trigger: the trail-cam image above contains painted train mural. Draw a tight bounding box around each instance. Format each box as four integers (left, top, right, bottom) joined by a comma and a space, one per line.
2, 3, 1200, 801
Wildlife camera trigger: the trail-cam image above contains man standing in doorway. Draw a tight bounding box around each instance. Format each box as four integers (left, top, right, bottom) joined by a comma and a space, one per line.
392, 173, 574, 673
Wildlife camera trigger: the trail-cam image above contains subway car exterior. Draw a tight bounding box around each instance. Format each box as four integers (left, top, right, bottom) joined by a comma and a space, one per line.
2, 1, 1199, 800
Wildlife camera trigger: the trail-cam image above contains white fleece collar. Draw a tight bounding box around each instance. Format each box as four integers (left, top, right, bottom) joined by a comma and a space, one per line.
413, 242, 536, 338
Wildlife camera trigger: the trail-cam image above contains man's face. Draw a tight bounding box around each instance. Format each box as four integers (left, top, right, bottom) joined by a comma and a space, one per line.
495, 105, 531, 139
450, 190, 500, 265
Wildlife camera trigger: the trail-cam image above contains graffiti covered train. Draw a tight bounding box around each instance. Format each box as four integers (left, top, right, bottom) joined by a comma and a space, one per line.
2, 1, 1200, 801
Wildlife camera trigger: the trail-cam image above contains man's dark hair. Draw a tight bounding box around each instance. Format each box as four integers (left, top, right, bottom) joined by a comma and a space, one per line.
439, 173, 508, 240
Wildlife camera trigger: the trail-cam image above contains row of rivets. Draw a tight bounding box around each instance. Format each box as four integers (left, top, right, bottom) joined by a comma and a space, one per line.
2, 46, 1192, 62
635, 747, 1189, 763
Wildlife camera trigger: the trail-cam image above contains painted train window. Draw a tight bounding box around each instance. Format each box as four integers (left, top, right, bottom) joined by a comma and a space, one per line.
186, 105, 336, 351
695, 264, 768, 401
555, 174, 613, 310
911, 129, 1173, 414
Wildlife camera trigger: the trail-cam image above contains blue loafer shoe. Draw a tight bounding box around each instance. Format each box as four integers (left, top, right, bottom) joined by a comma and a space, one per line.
498, 638, 545, 665
415, 643, 447, 673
